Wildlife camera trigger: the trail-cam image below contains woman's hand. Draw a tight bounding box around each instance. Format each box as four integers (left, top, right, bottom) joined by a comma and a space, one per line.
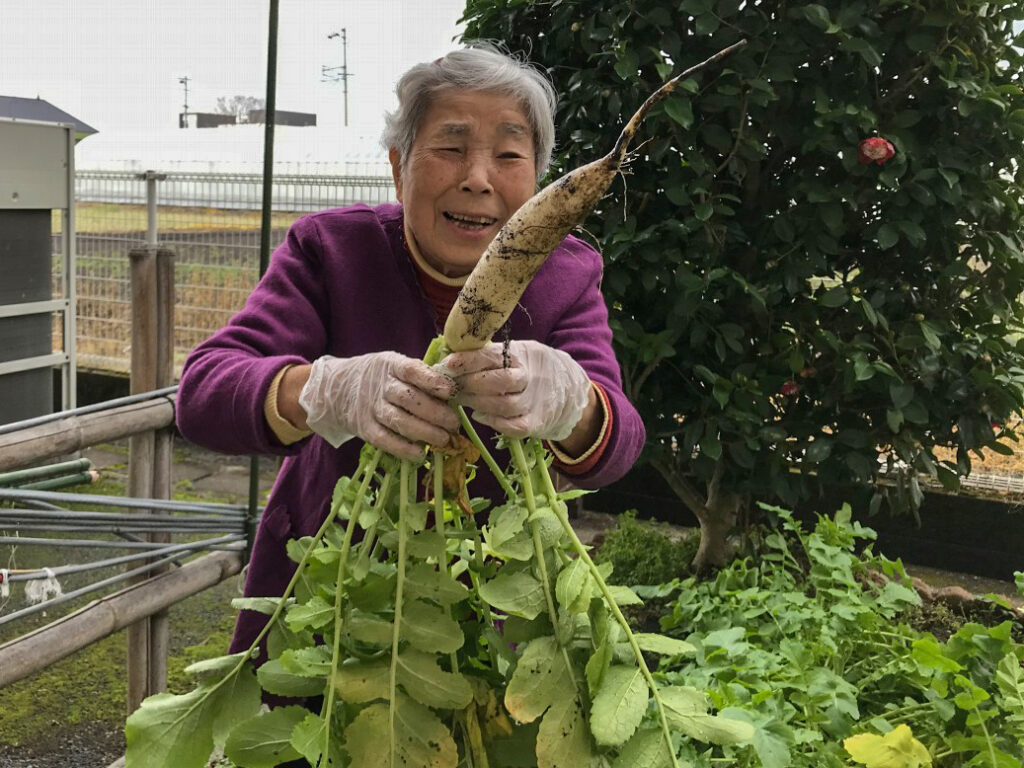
295, 352, 460, 461
442, 340, 593, 446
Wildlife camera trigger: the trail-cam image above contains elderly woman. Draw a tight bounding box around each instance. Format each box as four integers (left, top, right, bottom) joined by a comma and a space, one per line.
176, 44, 645, 656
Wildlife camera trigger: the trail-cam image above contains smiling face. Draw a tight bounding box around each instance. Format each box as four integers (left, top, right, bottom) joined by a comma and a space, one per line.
389, 90, 537, 278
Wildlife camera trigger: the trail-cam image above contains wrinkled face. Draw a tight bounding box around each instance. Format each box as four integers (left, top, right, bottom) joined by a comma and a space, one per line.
389, 90, 537, 278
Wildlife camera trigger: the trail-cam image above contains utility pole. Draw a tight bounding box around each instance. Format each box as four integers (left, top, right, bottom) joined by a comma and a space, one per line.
177, 76, 191, 128
322, 29, 352, 126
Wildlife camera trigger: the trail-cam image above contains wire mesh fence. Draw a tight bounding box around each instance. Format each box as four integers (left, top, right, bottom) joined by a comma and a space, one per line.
54, 165, 396, 374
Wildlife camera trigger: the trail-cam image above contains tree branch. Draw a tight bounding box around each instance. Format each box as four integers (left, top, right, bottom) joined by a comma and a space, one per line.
650, 456, 710, 517
632, 354, 666, 399
880, 39, 954, 106
714, 91, 749, 177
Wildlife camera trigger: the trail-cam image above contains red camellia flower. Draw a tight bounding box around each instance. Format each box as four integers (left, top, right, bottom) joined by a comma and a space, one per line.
858, 137, 895, 165
781, 381, 800, 396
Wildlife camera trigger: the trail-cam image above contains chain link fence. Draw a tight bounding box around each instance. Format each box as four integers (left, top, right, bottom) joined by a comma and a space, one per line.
54, 166, 396, 374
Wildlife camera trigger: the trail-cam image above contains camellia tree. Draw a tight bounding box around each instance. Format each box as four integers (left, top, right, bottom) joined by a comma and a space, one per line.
463, 0, 1024, 569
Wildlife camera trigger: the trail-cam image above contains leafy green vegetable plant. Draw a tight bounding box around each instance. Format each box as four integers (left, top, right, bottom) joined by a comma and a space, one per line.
643, 506, 1024, 768
844, 724, 931, 768
124, 353, 753, 767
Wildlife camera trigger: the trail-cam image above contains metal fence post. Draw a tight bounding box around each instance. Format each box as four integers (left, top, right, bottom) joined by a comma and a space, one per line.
247, 0, 280, 565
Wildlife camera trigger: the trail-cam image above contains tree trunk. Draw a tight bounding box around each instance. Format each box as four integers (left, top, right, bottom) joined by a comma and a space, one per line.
690, 491, 740, 573
650, 457, 741, 573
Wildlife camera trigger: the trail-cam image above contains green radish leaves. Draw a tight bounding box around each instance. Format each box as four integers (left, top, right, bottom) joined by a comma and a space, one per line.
345, 694, 459, 768
222, 706, 307, 768
479, 571, 547, 619
659, 685, 755, 745
396, 650, 474, 710
590, 665, 650, 745
400, 599, 465, 654
613, 727, 676, 768
537, 695, 594, 767
127, 429, 735, 768
125, 688, 222, 768
125, 661, 260, 768
556, 557, 594, 613
505, 636, 576, 723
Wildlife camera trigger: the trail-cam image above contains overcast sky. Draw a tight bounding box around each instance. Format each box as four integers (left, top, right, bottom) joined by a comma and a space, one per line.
0, 0, 467, 166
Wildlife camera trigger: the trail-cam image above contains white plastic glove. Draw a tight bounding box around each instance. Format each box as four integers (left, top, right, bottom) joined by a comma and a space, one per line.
442, 340, 591, 441
298, 352, 459, 461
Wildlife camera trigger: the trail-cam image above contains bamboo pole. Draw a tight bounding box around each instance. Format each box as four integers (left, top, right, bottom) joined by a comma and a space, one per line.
0, 396, 175, 472
0, 457, 92, 486
16, 471, 98, 491
127, 245, 159, 714
0, 550, 243, 689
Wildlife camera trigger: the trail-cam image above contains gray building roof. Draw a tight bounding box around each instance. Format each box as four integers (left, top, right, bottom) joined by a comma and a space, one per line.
0, 95, 98, 140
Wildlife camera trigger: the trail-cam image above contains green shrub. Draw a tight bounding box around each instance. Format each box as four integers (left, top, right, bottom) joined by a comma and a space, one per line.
463, 0, 1024, 570
594, 509, 697, 585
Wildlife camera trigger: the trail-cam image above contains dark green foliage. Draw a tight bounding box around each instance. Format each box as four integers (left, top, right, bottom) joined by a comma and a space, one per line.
462, 1, 1024, 536
594, 510, 697, 585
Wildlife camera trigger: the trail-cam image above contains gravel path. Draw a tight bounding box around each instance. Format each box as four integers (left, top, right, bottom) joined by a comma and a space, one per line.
0, 723, 123, 768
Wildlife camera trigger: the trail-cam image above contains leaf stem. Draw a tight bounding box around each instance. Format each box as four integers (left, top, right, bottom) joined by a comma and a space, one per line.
433, 450, 499, 670
433, 449, 446, 530
508, 439, 579, 690
433, 453, 461, 674
247, 448, 381, 662
354, 471, 394, 576
530, 440, 681, 768
457, 405, 515, 498
464, 707, 490, 768
388, 460, 412, 767
881, 700, 936, 722
320, 460, 383, 753
972, 702, 998, 767
149, 451, 383, 765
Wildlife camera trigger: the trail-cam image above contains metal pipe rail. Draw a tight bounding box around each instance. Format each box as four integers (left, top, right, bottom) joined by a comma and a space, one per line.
0, 537, 244, 628
4, 535, 245, 582
0, 512, 242, 529
0, 486, 252, 517
18, 471, 99, 492
3, 525, 238, 536
0, 549, 244, 688
0, 535, 244, 551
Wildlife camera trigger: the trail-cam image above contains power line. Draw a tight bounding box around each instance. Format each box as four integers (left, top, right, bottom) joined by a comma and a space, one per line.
322, 29, 353, 126
178, 75, 191, 128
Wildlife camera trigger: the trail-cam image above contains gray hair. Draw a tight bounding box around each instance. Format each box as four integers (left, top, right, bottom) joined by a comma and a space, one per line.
382, 42, 557, 178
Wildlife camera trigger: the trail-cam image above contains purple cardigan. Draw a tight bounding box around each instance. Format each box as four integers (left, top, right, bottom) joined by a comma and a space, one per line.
176, 203, 644, 653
